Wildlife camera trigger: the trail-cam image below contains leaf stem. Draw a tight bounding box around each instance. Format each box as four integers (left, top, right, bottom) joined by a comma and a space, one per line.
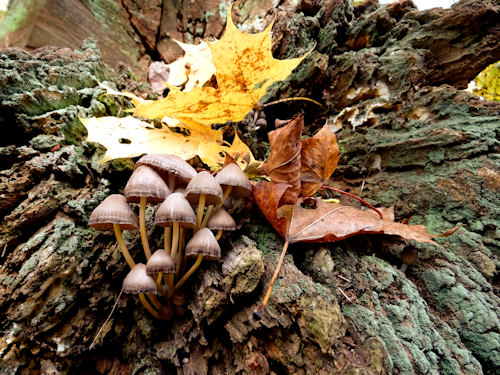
321, 186, 383, 219
254, 240, 290, 319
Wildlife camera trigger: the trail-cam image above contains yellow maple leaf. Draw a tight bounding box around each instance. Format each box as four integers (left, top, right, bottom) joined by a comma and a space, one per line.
81, 116, 254, 170
134, 5, 313, 125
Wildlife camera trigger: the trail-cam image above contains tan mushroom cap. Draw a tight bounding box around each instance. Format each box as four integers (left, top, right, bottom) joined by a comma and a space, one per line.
146, 249, 175, 275
88, 194, 138, 231
185, 171, 223, 206
154, 193, 196, 228
215, 162, 252, 197
207, 209, 236, 231
122, 263, 157, 294
135, 154, 197, 184
185, 228, 221, 260
124, 165, 171, 203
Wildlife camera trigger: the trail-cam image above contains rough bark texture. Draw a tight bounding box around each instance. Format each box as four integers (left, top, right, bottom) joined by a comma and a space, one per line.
1, 0, 499, 374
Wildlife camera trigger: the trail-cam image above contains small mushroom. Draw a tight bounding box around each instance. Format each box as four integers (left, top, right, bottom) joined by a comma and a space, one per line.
400, 247, 418, 273
185, 171, 223, 227
135, 154, 196, 191
123, 263, 161, 319
155, 193, 196, 259
172, 291, 186, 306
88, 194, 138, 269
175, 228, 221, 290
215, 162, 252, 204
146, 249, 175, 297
125, 165, 170, 260
207, 208, 236, 240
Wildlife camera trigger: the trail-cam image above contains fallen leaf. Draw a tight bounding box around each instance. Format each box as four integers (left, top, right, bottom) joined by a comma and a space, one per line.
261, 114, 303, 206
133, 5, 313, 125
198, 131, 255, 170
300, 124, 339, 197
81, 116, 254, 169
253, 181, 436, 245
164, 40, 215, 91
252, 181, 288, 236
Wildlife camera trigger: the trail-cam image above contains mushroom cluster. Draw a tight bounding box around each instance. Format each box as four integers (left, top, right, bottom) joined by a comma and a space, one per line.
89, 154, 251, 319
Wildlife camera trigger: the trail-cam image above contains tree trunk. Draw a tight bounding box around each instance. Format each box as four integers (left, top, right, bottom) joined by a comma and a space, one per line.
1, 0, 499, 374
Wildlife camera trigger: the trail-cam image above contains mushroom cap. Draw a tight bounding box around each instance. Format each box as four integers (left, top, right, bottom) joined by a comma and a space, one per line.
154, 193, 196, 228
185, 171, 223, 206
88, 194, 138, 231
401, 247, 418, 266
124, 165, 171, 203
207, 209, 236, 231
122, 263, 157, 294
146, 249, 175, 275
185, 228, 221, 260
215, 162, 252, 198
135, 154, 197, 184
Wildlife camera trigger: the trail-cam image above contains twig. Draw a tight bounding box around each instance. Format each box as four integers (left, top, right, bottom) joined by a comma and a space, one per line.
89, 289, 123, 350
337, 274, 350, 283
338, 287, 354, 303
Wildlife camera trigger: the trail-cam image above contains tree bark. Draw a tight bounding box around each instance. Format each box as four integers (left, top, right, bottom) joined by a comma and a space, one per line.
1, 1, 499, 374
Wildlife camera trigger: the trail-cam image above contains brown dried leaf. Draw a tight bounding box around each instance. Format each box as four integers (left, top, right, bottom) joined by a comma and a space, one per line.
300, 124, 339, 197
261, 114, 303, 206
253, 182, 435, 245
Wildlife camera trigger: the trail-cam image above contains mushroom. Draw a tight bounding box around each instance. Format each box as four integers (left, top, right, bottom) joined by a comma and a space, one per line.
214, 162, 251, 210
125, 165, 170, 260
185, 171, 223, 228
135, 154, 196, 191
172, 291, 186, 306
400, 247, 418, 273
207, 208, 236, 240
154, 192, 196, 271
146, 249, 175, 297
88, 194, 138, 269
123, 263, 162, 319
175, 228, 221, 290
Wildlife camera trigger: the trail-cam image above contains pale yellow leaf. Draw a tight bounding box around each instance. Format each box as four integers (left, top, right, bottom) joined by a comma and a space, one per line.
166, 40, 215, 91
198, 132, 255, 170
81, 116, 254, 169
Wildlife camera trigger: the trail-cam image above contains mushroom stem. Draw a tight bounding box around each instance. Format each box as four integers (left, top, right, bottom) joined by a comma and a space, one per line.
200, 205, 214, 229
255, 240, 290, 317
170, 222, 180, 265
113, 223, 136, 269
400, 263, 408, 273
164, 227, 172, 255
176, 228, 184, 277
139, 196, 152, 260
156, 273, 167, 296
167, 273, 175, 298
214, 185, 232, 212
215, 229, 223, 241
175, 254, 203, 290
138, 293, 161, 319
147, 293, 163, 310
196, 193, 206, 228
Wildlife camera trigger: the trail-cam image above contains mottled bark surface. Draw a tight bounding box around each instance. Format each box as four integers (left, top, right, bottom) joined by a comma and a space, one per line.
1, 0, 499, 374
